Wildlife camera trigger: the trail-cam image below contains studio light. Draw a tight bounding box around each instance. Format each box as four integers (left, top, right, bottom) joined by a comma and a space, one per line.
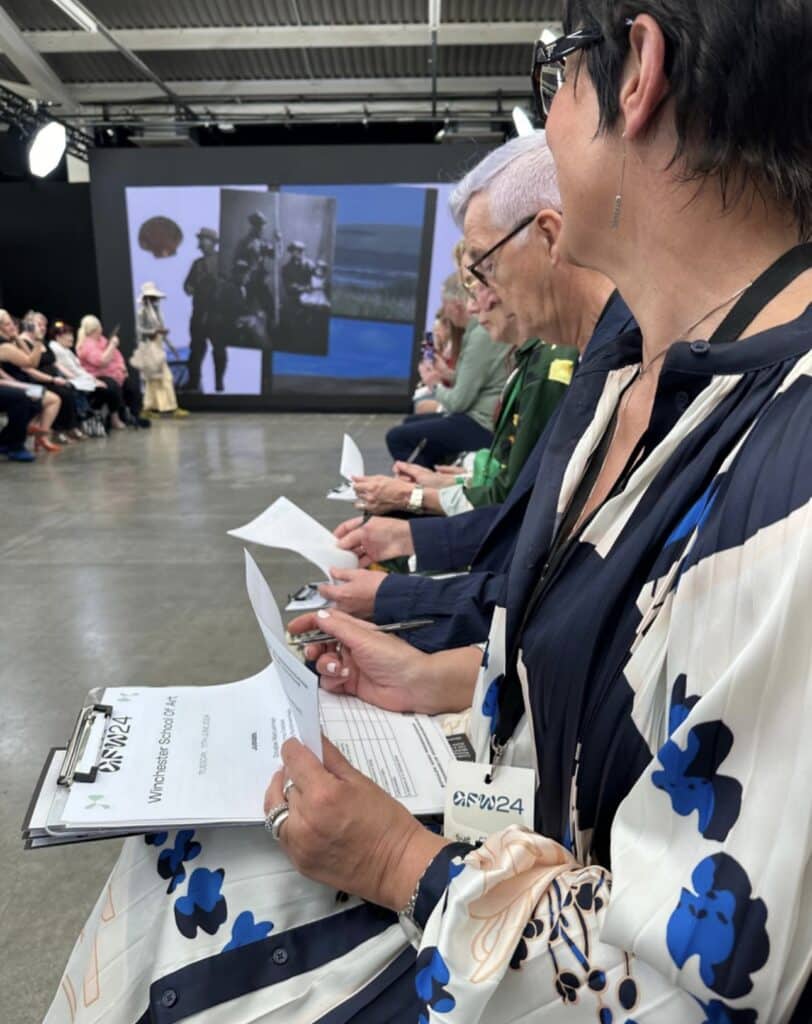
512, 106, 535, 137
50, 0, 97, 33
28, 121, 67, 177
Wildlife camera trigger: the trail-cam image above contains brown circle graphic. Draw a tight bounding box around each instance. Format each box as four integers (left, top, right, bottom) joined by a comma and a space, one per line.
138, 216, 183, 258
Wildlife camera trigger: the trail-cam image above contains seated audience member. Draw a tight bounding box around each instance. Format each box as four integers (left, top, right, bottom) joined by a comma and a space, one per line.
386, 277, 508, 467
0, 309, 73, 451
411, 309, 462, 410
0, 338, 61, 457
50, 321, 126, 432
76, 315, 150, 428
44, 5, 812, 1020
0, 383, 38, 462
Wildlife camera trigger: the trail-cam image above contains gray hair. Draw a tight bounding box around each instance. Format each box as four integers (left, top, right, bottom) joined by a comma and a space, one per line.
449, 130, 561, 231
441, 271, 467, 304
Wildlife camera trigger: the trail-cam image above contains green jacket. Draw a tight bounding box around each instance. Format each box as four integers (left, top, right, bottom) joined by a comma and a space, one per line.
463, 338, 578, 508
432, 319, 508, 430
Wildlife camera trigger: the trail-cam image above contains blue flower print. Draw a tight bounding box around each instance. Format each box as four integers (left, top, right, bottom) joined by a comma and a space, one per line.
447, 859, 465, 886
144, 831, 169, 847
222, 910, 274, 952
415, 947, 455, 1023
667, 854, 769, 998
482, 676, 501, 734
694, 997, 757, 1024
157, 830, 202, 894
652, 721, 742, 841
667, 674, 699, 736
174, 867, 228, 939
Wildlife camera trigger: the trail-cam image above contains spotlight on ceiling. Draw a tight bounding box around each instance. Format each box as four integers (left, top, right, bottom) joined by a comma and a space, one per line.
28, 121, 67, 177
50, 0, 97, 33
512, 106, 535, 137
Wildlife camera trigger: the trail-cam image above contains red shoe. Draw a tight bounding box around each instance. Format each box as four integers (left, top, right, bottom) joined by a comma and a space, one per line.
27, 423, 49, 437
35, 436, 62, 453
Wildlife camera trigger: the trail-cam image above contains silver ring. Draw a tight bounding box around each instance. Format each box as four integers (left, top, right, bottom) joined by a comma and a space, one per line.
270, 808, 289, 840
264, 801, 289, 840
282, 778, 296, 800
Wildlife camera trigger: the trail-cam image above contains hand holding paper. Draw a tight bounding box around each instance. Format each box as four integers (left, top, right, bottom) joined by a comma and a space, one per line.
229, 496, 358, 579
327, 434, 365, 501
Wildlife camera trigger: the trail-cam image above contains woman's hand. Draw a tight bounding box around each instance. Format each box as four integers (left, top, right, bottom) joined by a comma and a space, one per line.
287, 608, 441, 713
334, 515, 414, 565
432, 353, 451, 378
109, 335, 120, 348
317, 567, 386, 618
418, 361, 443, 387
352, 474, 412, 514
264, 737, 448, 910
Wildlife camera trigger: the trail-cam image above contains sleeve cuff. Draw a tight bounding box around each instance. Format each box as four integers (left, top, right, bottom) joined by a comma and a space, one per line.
413, 841, 476, 930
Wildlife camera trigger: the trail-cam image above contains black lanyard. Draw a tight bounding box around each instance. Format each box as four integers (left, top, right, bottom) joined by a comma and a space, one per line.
490, 242, 812, 762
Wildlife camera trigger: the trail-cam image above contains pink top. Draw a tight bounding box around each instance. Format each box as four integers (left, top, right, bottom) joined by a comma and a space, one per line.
78, 334, 128, 385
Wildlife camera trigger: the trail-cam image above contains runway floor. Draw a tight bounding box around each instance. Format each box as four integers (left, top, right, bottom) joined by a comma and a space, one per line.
0, 411, 399, 1024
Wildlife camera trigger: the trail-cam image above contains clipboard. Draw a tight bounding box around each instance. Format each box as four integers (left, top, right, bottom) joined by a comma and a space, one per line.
57, 702, 113, 786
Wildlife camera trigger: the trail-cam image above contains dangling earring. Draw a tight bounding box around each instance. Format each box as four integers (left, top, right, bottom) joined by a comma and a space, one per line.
610, 133, 627, 230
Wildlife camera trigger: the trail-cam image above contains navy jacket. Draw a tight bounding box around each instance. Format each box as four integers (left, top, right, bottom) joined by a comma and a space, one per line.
374, 293, 636, 652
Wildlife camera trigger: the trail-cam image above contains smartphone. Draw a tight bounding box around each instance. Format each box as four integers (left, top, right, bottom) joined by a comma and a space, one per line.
422, 330, 435, 363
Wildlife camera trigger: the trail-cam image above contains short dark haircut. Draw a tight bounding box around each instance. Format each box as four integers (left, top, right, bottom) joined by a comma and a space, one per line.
563, 1, 812, 239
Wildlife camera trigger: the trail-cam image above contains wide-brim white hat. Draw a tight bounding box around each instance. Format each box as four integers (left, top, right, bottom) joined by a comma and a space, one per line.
139, 281, 166, 299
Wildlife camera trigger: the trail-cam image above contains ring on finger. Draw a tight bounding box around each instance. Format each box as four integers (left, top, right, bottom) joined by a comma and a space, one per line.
282, 778, 296, 800
264, 801, 289, 841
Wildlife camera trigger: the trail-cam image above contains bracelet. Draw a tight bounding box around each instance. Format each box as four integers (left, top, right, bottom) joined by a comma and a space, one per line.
398, 860, 430, 927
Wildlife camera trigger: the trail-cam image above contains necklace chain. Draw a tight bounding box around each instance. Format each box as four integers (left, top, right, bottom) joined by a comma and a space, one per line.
638, 280, 753, 377
618, 279, 754, 421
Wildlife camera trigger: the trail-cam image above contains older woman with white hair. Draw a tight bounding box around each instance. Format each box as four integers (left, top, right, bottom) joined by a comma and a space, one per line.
135, 281, 188, 418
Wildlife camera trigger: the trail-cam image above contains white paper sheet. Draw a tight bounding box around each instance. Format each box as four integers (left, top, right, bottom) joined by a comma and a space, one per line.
49, 671, 452, 832
326, 434, 365, 501
340, 433, 364, 481
229, 496, 358, 579
244, 551, 323, 762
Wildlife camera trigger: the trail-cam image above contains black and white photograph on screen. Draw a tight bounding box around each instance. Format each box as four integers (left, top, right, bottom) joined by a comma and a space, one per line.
277, 192, 336, 356
218, 189, 281, 392
182, 226, 222, 391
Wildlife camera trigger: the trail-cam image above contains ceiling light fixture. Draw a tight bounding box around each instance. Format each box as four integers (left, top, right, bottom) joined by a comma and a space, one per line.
512, 106, 535, 136
50, 0, 97, 33
28, 121, 67, 177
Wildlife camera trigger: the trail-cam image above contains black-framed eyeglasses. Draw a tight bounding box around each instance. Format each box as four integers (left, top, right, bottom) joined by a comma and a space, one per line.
531, 21, 633, 119
466, 213, 536, 288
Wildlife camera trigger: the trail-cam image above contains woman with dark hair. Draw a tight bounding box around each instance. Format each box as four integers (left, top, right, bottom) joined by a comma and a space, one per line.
0, 309, 76, 450
46, 5, 810, 1021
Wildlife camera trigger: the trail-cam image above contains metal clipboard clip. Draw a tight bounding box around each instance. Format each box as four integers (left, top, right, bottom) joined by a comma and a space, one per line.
57, 703, 113, 787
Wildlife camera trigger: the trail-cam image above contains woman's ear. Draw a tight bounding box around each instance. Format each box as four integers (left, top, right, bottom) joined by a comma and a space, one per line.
619, 14, 670, 141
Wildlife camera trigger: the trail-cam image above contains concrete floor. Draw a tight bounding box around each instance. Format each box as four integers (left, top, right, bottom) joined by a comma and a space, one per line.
0, 412, 399, 1024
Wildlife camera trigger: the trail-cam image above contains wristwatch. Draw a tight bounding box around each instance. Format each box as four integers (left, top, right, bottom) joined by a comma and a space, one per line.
407, 485, 424, 513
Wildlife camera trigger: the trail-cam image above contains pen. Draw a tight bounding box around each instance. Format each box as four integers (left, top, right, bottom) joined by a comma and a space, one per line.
405, 438, 427, 463
289, 617, 436, 647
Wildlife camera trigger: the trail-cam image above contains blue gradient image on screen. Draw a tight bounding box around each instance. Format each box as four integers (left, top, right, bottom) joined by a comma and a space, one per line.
272, 318, 414, 393
280, 184, 427, 325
